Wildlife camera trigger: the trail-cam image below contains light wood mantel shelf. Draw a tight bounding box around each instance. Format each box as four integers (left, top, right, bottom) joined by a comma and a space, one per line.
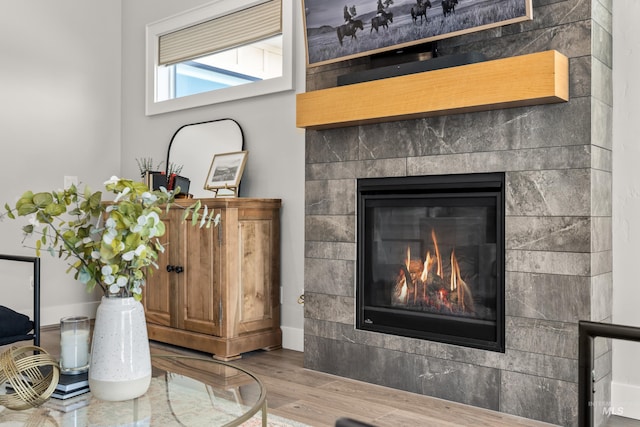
296, 50, 569, 130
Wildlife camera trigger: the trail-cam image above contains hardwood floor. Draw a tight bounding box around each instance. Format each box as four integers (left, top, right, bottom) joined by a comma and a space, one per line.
229, 348, 552, 427
22, 327, 640, 427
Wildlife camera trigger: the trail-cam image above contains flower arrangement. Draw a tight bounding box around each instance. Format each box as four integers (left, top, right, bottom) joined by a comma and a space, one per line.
2, 176, 216, 300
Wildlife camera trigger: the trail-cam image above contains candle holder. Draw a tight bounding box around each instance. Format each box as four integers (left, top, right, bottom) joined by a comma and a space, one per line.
59, 316, 90, 375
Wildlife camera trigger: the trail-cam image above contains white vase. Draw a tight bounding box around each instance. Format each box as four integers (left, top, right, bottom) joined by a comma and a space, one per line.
89, 296, 151, 401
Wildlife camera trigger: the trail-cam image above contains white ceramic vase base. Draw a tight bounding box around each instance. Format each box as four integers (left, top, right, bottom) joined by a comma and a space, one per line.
89, 296, 151, 401
89, 375, 151, 402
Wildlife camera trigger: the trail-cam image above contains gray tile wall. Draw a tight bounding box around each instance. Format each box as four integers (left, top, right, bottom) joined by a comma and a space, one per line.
303, 1, 613, 425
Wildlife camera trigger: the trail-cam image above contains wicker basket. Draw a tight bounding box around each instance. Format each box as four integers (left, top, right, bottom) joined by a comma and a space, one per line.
0, 345, 60, 410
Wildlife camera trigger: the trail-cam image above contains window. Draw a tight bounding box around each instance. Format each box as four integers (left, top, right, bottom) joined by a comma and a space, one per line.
146, 0, 293, 115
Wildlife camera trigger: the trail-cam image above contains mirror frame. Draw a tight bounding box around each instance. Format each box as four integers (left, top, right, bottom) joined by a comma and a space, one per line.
165, 118, 245, 198
145, 0, 294, 116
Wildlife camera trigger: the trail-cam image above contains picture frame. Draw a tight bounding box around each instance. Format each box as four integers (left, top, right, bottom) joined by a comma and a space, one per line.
204, 151, 248, 197
302, 0, 533, 67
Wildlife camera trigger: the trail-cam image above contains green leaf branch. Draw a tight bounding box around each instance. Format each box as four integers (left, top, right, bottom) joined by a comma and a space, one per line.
2, 176, 217, 300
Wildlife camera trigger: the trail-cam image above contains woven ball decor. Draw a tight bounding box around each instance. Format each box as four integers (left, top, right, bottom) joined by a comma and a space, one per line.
0, 345, 60, 410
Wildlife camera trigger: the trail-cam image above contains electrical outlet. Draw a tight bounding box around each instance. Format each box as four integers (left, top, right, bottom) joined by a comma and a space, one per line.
64, 175, 78, 189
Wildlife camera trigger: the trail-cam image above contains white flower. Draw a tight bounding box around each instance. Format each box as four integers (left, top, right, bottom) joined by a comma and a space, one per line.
131, 215, 146, 233
75, 236, 94, 248
102, 229, 116, 245
146, 212, 160, 226
122, 244, 145, 261
141, 192, 157, 204
28, 215, 41, 229
200, 205, 208, 228
132, 212, 162, 237
132, 279, 145, 295
104, 176, 119, 185
114, 186, 131, 202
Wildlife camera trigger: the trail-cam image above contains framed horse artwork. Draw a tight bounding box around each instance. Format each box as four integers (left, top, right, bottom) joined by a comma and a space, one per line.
302, 0, 533, 67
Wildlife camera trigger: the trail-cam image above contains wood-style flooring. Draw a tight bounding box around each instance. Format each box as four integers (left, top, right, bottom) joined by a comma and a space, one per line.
26, 327, 640, 427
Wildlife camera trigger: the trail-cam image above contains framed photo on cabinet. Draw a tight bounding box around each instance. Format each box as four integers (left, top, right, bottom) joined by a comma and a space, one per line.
204, 151, 248, 197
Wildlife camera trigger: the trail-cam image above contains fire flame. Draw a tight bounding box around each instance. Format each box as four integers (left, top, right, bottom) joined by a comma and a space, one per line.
420, 252, 431, 283
392, 229, 475, 313
431, 229, 443, 277
406, 246, 411, 271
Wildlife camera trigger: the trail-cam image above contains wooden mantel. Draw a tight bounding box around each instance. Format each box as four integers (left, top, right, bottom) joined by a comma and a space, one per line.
296, 50, 569, 130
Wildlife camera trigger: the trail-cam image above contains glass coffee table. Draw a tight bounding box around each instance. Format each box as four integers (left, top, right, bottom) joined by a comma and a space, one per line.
0, 354, 267, 426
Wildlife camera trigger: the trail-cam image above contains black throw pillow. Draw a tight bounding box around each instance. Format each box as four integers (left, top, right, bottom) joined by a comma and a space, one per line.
0, 305, 34, 338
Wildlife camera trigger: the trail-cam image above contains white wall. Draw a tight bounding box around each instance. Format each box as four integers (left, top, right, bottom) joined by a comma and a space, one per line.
120, 1, 306, 351
612, 0, 640, 419
0, 0, 305, 349
0, 1, 121, 324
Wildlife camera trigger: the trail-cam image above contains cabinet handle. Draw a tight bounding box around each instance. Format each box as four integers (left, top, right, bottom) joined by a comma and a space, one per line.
166, 265, 184, 273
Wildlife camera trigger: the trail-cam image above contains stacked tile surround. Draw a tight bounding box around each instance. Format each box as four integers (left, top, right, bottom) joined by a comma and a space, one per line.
302, 1, 613, 425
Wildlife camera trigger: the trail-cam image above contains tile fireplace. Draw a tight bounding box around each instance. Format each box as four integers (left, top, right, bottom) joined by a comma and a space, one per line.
302, 1, 612, 425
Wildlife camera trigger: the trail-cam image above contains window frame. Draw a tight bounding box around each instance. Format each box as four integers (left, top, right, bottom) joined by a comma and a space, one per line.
145, 0, 293, 116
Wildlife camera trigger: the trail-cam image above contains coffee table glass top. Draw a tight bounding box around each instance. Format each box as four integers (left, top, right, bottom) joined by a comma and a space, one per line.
0, 354, 267, 426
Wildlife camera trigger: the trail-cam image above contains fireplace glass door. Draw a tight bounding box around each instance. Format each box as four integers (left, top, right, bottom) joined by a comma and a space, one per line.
357, 173, 505, 352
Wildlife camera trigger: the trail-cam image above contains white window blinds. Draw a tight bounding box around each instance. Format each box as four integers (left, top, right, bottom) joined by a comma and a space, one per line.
158, 0, 282, 66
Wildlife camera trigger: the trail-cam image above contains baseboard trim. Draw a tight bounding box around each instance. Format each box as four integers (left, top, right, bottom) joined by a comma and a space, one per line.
40, 301, 100, 326
281, 326, 303, 352
37, 303, 304, 352
612, 381, 640, 420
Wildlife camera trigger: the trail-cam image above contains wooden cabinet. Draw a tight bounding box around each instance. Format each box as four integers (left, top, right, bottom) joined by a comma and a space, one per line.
143, 198, 281, 360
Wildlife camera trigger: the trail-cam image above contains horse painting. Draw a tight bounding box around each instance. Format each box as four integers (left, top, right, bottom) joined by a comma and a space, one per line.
442, 0, 458, 17
337, 19, 364, 46
411, 0, 432, 24
371, 11, 393, 33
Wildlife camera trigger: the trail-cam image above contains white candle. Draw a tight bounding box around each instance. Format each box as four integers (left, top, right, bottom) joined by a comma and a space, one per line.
60, 329, 90, 370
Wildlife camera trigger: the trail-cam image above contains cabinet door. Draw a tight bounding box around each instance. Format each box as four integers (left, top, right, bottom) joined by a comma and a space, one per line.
179, 207, 222, 336
142, 210, 178, 327
229, 208, 280, 336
